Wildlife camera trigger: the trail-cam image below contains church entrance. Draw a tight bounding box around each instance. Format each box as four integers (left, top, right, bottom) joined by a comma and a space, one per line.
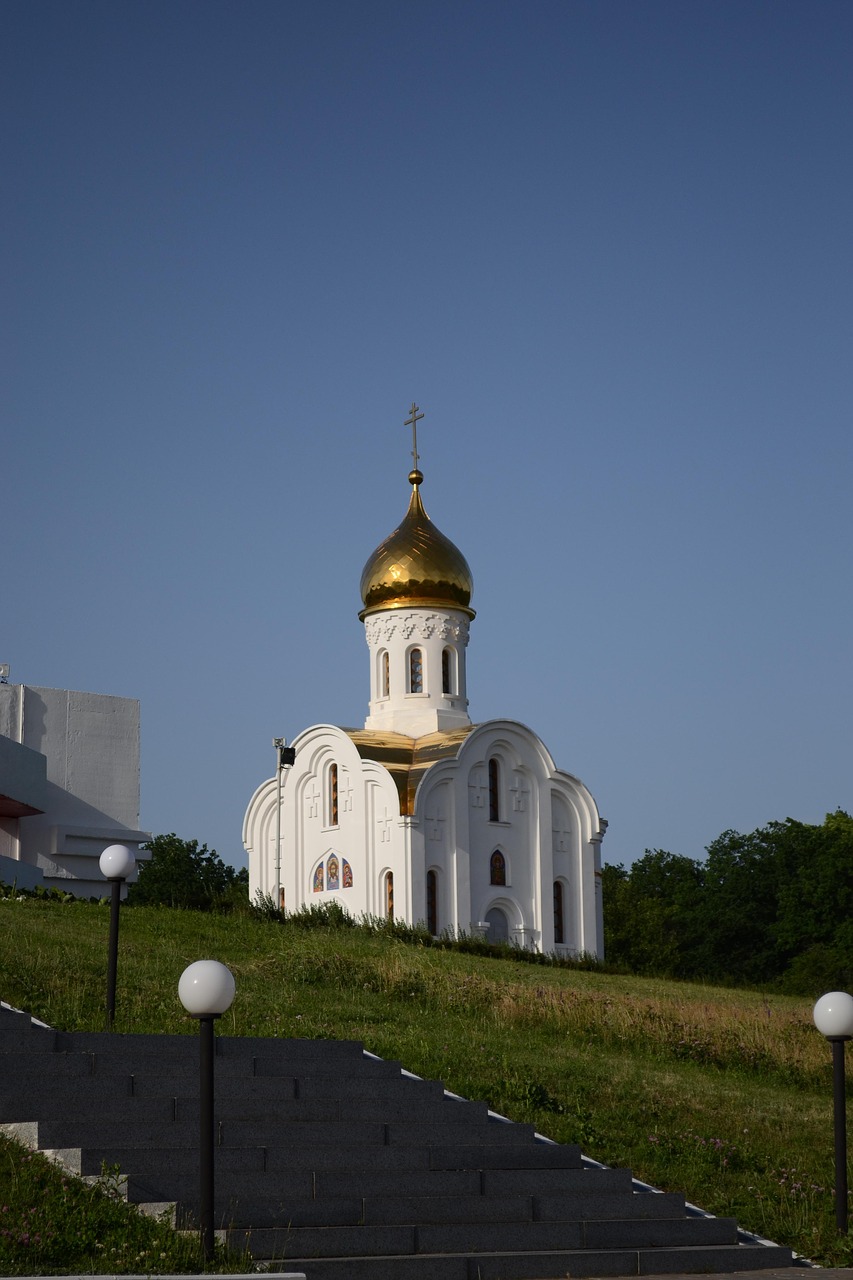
485, 907, 509, 943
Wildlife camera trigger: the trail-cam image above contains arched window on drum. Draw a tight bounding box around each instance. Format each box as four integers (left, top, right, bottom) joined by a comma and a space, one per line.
442, 647, 456, 695
409, 648, 424, 694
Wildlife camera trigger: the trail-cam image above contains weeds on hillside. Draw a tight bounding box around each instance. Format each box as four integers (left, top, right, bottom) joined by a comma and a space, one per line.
252, 892, 609, 969
0, 1136, 251, 1274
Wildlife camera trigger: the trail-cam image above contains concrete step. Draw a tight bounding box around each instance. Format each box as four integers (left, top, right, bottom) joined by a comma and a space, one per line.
0, 1027, 58, 1051
59, 1139, 461, 1176
172, 1192, 539, 1231
10, 1112, 535, 1153
3, 1117, 391, 1149
47, 1144, 270, 1178
245, 1244, 795, 1280
428, 1142, 583, 1169
482, 1165, 635, 1194
229, 1212, 741, 1257
125, 1166, 485, 1206
422, 1146, 578, 1172
534, 1190, 688, 1220
0, 1091, 472, 1125
386, 1120, 538, 1146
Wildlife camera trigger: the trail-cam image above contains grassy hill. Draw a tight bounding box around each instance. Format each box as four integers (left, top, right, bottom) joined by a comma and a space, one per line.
1, 894, 850, 1268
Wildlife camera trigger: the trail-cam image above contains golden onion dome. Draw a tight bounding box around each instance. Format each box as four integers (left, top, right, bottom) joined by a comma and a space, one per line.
359, 469, 475, 620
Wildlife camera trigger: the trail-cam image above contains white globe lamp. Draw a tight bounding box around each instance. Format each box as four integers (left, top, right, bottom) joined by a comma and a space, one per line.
813, 991, 853, 1041
99, 843, 136, 881
178, 960, 236, 1017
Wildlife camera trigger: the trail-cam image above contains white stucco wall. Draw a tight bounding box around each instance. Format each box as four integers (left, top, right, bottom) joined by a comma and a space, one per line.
244, 715, 606, 958
363, 608, 471, 735
244, 724, 410, 920
0, 684, 149, 895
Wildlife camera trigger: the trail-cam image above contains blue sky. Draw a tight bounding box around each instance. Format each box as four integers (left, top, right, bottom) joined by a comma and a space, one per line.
4, 0, 851, 871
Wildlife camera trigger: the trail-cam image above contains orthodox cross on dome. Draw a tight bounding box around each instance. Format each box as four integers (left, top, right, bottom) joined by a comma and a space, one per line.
405, 402, 424, 474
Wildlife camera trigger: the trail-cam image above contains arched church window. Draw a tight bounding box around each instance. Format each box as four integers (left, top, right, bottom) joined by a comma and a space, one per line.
380, 650, 390, 698
553, 880, 565, 945
488, 758, 500, 822
328, 763, 338, 827
385, 871, 394, 920
490, 850, 506, 886
409, 648, 423, 694
442, 647, 455, 695
426, 869, 438, 936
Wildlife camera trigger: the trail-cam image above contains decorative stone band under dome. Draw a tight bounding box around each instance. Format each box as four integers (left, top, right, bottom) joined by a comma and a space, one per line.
359, 473, 475, 620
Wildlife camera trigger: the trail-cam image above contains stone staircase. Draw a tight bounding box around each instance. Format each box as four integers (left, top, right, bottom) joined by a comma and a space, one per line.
0, 1004, 797, 1279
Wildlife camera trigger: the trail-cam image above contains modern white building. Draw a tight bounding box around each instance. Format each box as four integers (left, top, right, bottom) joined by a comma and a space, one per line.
244, 432, 606, 956
0, 680, 149, 895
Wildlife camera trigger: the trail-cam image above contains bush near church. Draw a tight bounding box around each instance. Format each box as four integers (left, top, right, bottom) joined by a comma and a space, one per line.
127, 834, 248, 911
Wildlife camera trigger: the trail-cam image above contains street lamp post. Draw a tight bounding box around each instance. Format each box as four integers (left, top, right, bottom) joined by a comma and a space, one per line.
99, 843, 136, 1030
813, 990, 853, 1235
272, 737, 295, 911
178, 960, 236, 1264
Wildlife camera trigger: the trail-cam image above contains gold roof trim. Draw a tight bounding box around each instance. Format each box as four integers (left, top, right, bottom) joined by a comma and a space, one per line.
342, 725, 476, 815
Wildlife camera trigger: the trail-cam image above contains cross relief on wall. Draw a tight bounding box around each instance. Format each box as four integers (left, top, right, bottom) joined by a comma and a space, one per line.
468, 773, 486, 808
425, 809, 445, 842
553, 826, 571, 853
305, 780, 321, 819
378, 809, 393, 843
340, 773, 354, 813
510, 772, 530, 812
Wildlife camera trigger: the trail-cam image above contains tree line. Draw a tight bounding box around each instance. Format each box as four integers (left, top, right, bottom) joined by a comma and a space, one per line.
602, 809, 853, 994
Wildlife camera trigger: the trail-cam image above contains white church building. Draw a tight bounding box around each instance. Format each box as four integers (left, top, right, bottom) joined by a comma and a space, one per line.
244, 411, 606, 956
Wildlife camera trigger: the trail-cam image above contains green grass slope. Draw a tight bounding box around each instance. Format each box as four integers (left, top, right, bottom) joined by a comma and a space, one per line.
0, 896, 850, 1268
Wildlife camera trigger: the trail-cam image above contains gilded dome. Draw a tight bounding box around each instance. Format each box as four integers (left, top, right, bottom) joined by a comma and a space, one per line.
359, 471, 475, 620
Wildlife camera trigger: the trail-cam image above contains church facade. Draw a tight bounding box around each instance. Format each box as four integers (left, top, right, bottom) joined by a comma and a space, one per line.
244, 416, 606, 956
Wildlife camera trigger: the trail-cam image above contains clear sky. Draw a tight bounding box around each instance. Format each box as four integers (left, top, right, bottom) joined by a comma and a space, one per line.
4, 0, 851, 872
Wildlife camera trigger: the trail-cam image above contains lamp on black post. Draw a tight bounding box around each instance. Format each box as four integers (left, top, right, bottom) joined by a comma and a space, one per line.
813, 991, 853, 1235
99, 843, 136, 1029
179, 959, 236, 1263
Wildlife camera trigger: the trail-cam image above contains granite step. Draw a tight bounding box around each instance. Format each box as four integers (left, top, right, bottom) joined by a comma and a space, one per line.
124, 1165, 485, 1206
246, 1246, 796, 1280
228, 1212, 742, 1256
0, 1092, 473, 1125
0, 1022, 794, 1277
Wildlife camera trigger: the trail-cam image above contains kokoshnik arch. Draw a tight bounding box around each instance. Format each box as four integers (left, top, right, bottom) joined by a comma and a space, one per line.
243, 405, 606, 955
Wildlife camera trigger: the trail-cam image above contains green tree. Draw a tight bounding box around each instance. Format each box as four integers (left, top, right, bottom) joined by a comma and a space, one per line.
603, 811, 853, 990
127, 833, 248, 910
774, 810, 853, 992
602, 851, 705, 976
